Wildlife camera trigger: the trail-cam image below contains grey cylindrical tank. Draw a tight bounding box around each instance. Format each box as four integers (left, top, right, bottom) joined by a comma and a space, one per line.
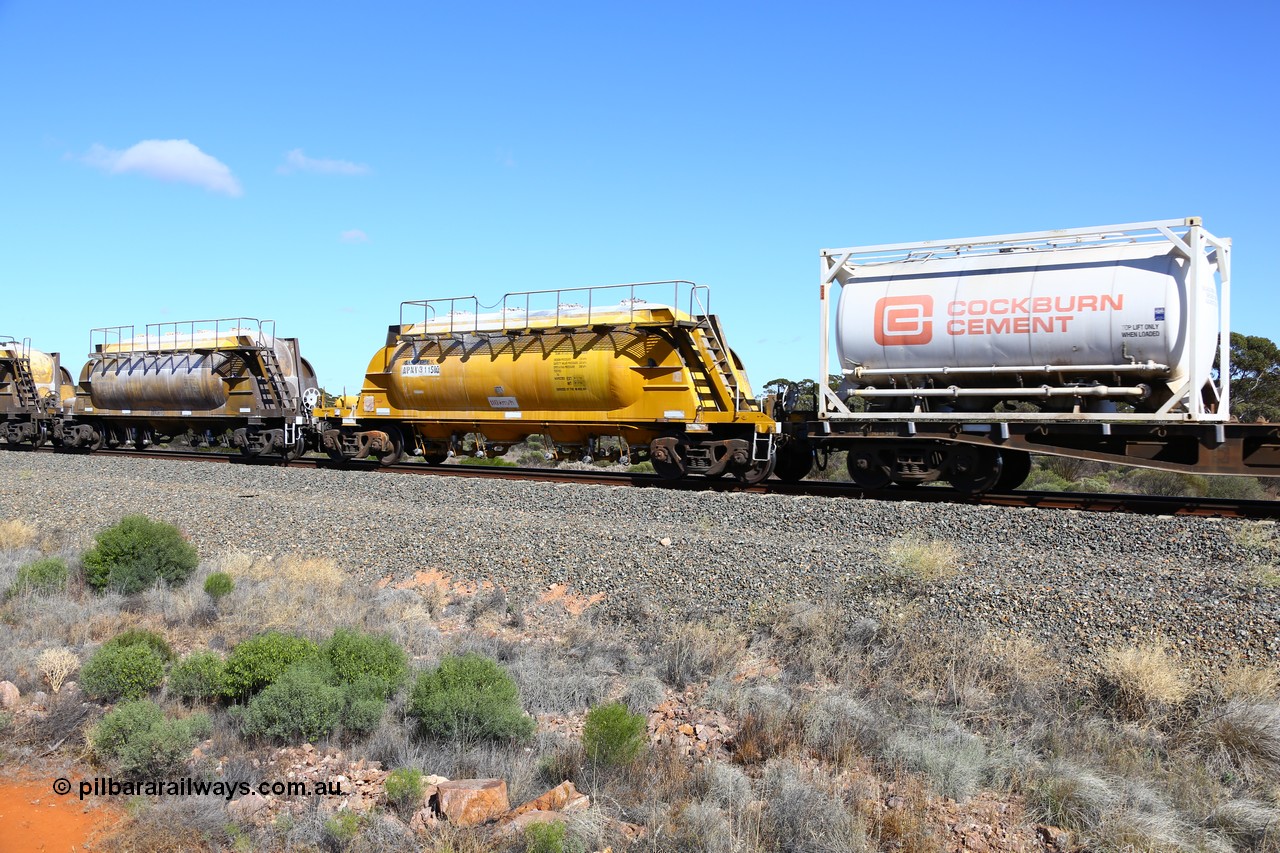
87, 353, 230, 411
836, 241, 1219, 394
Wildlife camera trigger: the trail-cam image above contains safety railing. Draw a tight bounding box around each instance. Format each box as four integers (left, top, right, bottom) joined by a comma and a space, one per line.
0, 336, 31, 359
398, 281, 713, 337
90, 318, 277, 357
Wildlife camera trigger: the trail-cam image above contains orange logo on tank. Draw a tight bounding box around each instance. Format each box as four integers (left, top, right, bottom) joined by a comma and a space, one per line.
874, 295, 933, 346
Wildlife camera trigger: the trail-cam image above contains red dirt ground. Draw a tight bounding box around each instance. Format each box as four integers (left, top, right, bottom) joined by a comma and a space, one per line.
0, 779, 119, 853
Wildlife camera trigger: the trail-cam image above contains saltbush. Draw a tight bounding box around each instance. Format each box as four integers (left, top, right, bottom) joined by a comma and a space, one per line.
202, 571, 234, 600
408, 653, 534, 744
220, 632, 319, 701
582, 702, 647, 766
81, 643, 166, 701
168, 651, 226, 702
90, 699, 211, 775
82, 515, 199, 594
242, 661, 343, 742
322, 628, 408, 700
103, 628, 175, 662
8, 557, 69, 597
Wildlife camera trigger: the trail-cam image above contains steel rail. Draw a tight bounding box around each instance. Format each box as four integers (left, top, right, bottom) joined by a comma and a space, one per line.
12, 445, 1280, 520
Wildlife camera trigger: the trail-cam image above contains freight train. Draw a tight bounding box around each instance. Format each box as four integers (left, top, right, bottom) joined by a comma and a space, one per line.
4, 217, 1279, 493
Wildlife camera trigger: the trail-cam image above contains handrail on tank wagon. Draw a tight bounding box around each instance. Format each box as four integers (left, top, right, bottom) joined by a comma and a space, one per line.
88, 318, 278, 357
0, 337, 32, 359
398, 280, 714, 336
816, 217, 1233, 423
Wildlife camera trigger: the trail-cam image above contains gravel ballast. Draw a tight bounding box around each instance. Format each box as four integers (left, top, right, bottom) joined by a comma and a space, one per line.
2, 452, 1276, 671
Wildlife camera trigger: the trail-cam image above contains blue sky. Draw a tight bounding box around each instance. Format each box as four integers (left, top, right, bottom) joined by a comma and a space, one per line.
2, 1, 1277, 390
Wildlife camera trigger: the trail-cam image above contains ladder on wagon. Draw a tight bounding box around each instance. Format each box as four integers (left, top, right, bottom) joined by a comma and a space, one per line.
255, 345, 296, 414
687, 316, 744, 414
1, 338, 42, 412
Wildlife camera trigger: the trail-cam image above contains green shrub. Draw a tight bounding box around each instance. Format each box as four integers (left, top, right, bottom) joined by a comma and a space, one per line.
1206, 476, 1268, 501
582, 702, 646, 766
324, 811, 361, 846
243, 661, 343, 742
340, 689, 385, 737
90, 699, 211, 775
104, 628, 174, 662
322, 628, 408, 700
81, 643, 166, 701
168, 651, 226, 702
220, 632, 319, 701
202, 571, 234, 600
384, 767, 425, 815
408, 653, 534, 744
525, 819, 577, 853
8, 557, 68, 597
82, 515, 199, 594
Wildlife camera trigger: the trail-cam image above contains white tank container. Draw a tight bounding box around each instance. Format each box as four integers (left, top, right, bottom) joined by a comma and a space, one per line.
835, 241, 1220, 400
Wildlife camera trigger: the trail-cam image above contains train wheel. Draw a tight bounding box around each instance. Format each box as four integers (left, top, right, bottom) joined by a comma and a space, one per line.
994, 449, 1031, 492
947, 446, 1003, 494
282, 438, 306, 461
238, 427, 263, 458
774, 441, 814, 483
377, 430, 404, 467
847, 449, 892, 490
650, 437, 687, 481
735, 456, 776, 486
87, 425, 104, 452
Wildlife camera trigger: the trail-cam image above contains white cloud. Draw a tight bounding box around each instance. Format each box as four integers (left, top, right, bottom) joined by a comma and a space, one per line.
278, 149, 371, 176
339, 229, 369, 244
82, 139, 243, 197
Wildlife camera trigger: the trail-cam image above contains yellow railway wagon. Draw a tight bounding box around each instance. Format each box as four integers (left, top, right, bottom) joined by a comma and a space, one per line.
318, 282, 778, 483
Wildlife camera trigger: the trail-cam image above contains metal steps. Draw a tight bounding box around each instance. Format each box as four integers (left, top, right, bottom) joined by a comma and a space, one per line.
11, 357, 40, 411
256, 346, 296, 413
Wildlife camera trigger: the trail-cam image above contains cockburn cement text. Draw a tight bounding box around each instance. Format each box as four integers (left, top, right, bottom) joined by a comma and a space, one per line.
944, 294, 1123, 336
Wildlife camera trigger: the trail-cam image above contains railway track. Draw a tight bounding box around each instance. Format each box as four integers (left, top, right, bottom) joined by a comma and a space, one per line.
13, 445, 1280, 520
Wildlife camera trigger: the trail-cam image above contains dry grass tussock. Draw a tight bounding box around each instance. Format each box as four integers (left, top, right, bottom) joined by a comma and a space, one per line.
0, 518, 37, 551
663, 620, 745, 688
1195, 700, 1280, 784
1099, 641, 1191, 721
881, 535, 958, 584
1217, 661, 1280, 702
216, 550, 367, 640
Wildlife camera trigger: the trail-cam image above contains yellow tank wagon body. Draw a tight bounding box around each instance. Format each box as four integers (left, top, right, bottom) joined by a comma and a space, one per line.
318, 282, 778, 482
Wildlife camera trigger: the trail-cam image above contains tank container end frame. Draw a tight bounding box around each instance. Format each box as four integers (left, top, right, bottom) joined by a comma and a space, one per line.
817, 217, 1232, 423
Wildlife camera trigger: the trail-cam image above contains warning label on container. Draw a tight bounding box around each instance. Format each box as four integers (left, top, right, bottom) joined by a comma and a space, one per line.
1120, 323, 1163, 339
551, 356, 589, 392
401, 363, 441, 377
